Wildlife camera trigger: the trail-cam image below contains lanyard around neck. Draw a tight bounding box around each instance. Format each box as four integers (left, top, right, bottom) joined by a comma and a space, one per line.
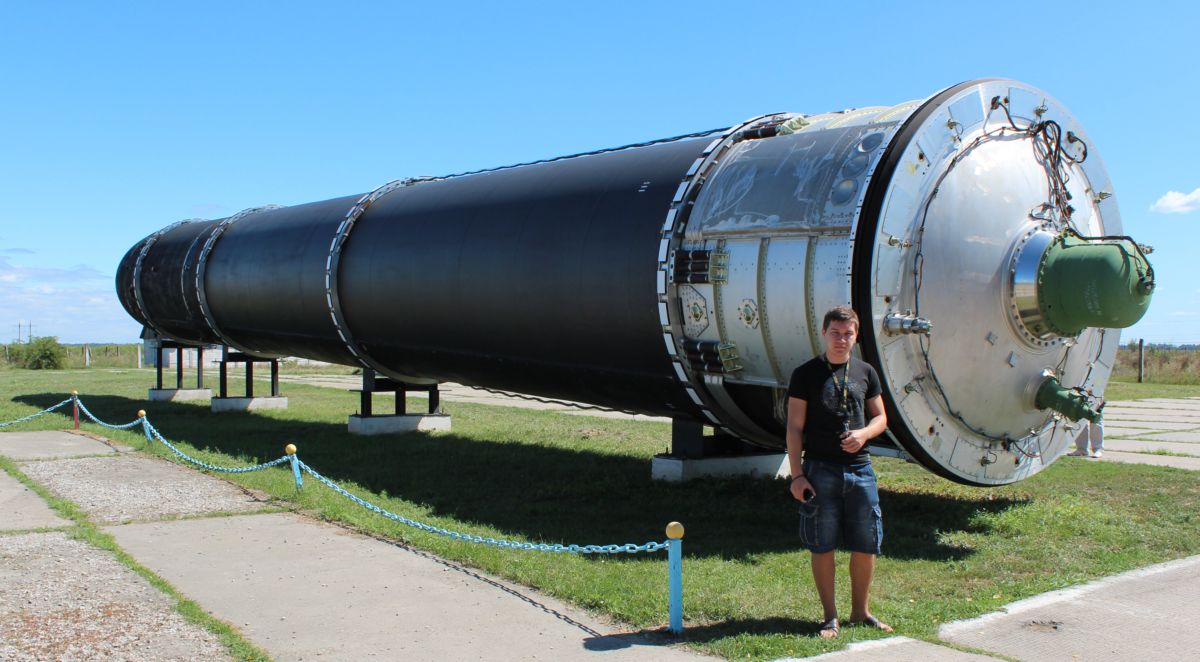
824, 354, 851, 415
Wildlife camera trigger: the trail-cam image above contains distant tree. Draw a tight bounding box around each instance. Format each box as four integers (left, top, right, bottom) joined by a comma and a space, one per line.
17, 336, 67, 370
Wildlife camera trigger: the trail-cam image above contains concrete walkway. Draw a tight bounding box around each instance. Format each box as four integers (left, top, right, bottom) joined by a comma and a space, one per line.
1066, 396, 1200, 471
1, 430, 702, 661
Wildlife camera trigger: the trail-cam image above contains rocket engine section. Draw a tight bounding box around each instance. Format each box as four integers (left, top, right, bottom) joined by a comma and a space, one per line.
117, 79, 1154, 486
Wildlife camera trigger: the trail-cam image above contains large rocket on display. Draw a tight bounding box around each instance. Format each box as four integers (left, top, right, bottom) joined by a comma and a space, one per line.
117, 79, 1154, 486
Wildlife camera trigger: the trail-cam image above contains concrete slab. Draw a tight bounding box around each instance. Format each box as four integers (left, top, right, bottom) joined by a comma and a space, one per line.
148, 387, 212, 402
1094, 419, 1198, 430
1103, 400, 1200, 411
940, 556, 1200, 662
652, 453, 788, 482
21, 455, 271, 524
1103, 439, 1200, 456
1099, 426, 1164, 438
347, 413, 451, 434
1099, 412, 1200, 424
0, 430, 116, 461
1139, 430, 1200, 443
0, 532, 230, 660
211, 396, 289, 412
779, 636, 1003, 661
0, 470, 68, 530
1088, 451, 1200, 470
108, 512, 703, 661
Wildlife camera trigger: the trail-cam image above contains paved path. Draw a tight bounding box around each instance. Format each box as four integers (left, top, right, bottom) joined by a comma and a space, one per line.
0, 431, 233, 661
939, 556, 1200, 662
1, 430, 703, 661
1059, 396, 1200, 471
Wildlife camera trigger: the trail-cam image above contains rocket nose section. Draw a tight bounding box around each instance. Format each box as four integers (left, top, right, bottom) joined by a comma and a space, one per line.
115, 236, 150, 325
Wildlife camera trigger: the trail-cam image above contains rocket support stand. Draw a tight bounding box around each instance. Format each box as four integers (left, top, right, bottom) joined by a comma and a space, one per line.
211, 347, 288, 412
148, 341, 213, 402
348, 368, 451, 435
651, 420, 789, 482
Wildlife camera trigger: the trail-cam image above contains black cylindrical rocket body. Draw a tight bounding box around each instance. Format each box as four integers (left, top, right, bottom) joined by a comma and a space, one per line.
119, 138, 711, 418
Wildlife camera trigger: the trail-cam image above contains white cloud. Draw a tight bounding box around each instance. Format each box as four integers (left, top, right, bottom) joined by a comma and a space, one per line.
0, 256, 138, 342
0, 256, 107, 284
1150, 187, 1200, 214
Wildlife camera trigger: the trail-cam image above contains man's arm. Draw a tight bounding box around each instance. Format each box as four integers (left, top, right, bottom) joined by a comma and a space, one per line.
840, 395, 888, 453
786, 396, 813, 501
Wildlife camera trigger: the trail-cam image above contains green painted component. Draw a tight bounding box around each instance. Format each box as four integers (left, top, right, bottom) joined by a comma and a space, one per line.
776, 116, 811, 135
1035, 376, 1101, 422
1037, 235, 1154, 336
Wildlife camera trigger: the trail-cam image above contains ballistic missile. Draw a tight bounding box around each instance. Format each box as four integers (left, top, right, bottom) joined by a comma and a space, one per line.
117, 79, 1154, 485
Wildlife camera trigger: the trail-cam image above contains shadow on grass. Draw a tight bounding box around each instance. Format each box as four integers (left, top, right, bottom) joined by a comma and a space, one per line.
581, 617, 824, 648
16, 393, 1026, 562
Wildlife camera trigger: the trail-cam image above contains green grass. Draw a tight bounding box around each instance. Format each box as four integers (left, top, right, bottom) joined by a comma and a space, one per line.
1104, 381, 1200, 401
0, 452, 271, 661
1135, 449, 1197, 458
1113, 347, 1199, 385
3, 368, 1199, 660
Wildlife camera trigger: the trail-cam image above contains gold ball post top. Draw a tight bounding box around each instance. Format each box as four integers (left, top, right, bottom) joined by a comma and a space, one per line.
71, 389, 78, 396
137, 409, 146, 418
285, 444, 297, 455
666, 521, 685, 540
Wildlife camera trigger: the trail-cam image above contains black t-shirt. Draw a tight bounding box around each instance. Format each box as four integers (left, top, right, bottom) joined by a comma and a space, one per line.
787, 355, 882, 465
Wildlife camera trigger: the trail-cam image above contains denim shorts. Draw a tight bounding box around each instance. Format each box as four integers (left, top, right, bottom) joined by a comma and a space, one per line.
797, 459, 882, 555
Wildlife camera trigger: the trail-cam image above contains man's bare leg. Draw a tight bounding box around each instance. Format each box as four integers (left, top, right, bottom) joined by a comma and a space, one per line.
848, 551, 892, 631
811, 551, 839, 637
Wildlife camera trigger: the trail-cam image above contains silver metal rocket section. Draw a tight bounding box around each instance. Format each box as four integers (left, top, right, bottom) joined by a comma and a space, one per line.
661, 80, 1128, 485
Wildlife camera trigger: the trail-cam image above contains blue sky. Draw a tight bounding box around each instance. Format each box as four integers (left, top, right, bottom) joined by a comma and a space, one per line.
1, 1, 1196, 344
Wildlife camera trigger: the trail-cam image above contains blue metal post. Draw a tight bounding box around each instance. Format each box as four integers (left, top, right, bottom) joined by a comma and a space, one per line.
666, 521, 684, 634
286, 444, 303, 489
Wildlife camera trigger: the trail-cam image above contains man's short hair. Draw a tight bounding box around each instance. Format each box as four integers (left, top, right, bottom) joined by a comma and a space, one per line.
822, 305, 860, 332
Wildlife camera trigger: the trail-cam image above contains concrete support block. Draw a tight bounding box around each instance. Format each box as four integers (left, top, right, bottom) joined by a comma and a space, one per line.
347, 414, 451, 435
651, 452, 789, 482
211, 397, 289, 412
148, 388, 213, 402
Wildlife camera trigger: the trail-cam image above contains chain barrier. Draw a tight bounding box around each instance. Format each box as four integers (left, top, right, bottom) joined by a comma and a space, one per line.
3, 392, 686, 633
296, 458, 668, 554
141, 419, 291, 474
0, 397, 74, 428
73, 397, 145, 430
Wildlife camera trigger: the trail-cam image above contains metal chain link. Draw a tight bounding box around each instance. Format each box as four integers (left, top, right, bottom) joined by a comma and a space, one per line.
297, 459, 668, 554
73, 397, 145, 430
0, 397, 74, 428
141, 419, 291, 474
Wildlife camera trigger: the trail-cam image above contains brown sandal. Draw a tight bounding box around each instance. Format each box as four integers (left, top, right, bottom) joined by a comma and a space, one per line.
818, 617, 840, 638
851, 615, 893, 632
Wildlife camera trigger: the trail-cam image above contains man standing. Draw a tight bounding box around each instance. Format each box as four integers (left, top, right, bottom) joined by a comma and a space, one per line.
1067, 419, 1104, 459
786, 306, 891, 639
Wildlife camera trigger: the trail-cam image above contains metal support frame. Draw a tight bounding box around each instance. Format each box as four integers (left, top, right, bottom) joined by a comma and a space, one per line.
217, 346, 281, 399
669, 419, 752, 459
357, 368, 440, 417
153, 340, 209, 391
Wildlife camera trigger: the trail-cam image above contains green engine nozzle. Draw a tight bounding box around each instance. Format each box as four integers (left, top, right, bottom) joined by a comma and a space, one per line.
1037, 235, 1154, 336
1035, 376, 1101, 422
